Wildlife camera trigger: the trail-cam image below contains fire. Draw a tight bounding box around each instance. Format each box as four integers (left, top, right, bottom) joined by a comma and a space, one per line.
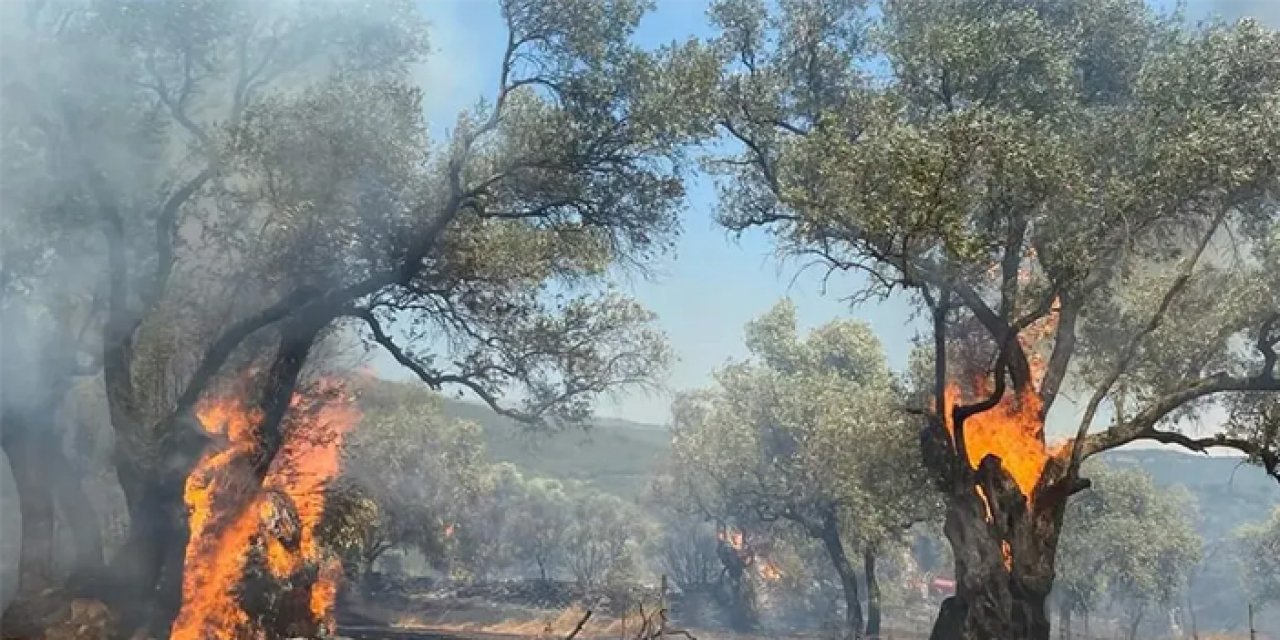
757, 559, 783, 582
942, 293, 1064, 505
942, 382, 1050, 503
718, 528, 746, 551
171, 378, 360, 640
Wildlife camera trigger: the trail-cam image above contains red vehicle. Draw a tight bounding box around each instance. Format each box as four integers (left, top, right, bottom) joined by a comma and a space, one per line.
928, 577, 956, 597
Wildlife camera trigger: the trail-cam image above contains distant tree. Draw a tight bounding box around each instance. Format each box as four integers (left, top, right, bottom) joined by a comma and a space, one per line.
697, 0, 1280, 636
454, 463, 527, 582
1054, 464, 1202, 639
508, 476, 573, 582
650, 511, 721, 591
563, 490, 648, 589
1236, 507, 1280, 612
324, 381, 489, 579
666, 301, 939, 639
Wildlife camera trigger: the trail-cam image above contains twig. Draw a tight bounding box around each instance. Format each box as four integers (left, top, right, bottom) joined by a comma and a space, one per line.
564, 608, 592, 640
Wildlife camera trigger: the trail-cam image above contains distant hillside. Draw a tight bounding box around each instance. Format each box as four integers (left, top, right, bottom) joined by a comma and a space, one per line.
441, 398, 1280, 535
1099, 448, 1279, 542
438, 398, 672, 499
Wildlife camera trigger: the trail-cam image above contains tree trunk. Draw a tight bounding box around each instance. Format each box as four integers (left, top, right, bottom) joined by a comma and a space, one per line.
104, 457, 192, 638
928, 455, 1073, 640
864, 548, 881, 639
49, 447, 104, 588
0, 420, 58, 636
715, 533, 758, 633
6, 424, 55, 595
1126, 603, 1144, 640
819, 515, 864, 640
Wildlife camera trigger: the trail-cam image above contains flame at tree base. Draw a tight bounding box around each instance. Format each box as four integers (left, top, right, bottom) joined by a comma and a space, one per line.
171, 380, 360, 640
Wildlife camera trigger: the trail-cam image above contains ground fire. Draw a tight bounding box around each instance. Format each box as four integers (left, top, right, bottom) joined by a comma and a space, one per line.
170, 379, 359, 640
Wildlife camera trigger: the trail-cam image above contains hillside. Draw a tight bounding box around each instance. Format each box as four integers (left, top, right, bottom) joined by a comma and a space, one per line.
439, 399, 672, 499
443, 397, 1280, 533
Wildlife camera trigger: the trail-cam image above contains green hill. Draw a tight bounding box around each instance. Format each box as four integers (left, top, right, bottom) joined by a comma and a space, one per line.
438, 398, 672, 499
442, 397, 1280, 538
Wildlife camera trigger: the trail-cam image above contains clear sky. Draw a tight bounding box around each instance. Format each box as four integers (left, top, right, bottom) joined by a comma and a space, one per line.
379, 0, 1278, 428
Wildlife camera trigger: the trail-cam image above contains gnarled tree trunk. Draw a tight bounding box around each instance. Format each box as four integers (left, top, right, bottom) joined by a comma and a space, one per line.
928, 455, 1074, 640
104, 424, 203, 638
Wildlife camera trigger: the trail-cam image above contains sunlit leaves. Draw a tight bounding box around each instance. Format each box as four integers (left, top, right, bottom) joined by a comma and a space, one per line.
667, 301, 938, 551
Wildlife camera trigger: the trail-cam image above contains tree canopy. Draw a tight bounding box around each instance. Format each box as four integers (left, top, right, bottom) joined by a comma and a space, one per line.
1236, 507, 1280, 610
1054, 464, 1202, 634
665, 300, 939, 637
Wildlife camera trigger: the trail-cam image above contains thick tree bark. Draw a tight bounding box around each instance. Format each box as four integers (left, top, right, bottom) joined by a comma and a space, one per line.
819, 515, 864, 640
928, 454, 1073, 640
864, 548, 881, 639
104, 450, 195, 638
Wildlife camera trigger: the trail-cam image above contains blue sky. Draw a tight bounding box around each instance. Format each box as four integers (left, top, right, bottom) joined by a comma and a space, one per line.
385, 0, 1277, 427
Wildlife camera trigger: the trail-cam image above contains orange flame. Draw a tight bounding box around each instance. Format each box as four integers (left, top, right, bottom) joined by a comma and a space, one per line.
171, 379, 360, 640
718, 529, 746, 551
938, 289, 1064, 572
757, 559, 783, 582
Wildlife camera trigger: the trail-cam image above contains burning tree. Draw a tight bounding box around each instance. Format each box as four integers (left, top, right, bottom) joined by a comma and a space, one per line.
698, 0, 1280, 638
665, 301, 940, 638
3, 0, 705, 636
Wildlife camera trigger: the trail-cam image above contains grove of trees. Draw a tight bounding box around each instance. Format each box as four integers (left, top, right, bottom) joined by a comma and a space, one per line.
2, 0, 703, 634
1, 0, 1278, 639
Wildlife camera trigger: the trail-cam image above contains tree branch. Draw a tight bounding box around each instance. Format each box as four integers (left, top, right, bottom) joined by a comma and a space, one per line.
1038, 298, 1078, 418
351, 308, 539, 425
1070, 209, 1227, 468
1080, 371, 1280, 459
149, 166, 216, 307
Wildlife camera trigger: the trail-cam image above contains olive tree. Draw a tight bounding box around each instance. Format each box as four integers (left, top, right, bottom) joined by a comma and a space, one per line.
4, 0, 708, 634
698, 1, 1280, 637
1236, 507, 1280, 612
667, 301, 939, 639
1054, 464, 1202, 639
326, 381, 490, 579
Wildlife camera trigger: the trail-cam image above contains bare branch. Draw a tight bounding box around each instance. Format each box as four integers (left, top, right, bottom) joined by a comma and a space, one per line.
351, 307, 541, 425
149, 166, 216, 307
563, 609, 592, 640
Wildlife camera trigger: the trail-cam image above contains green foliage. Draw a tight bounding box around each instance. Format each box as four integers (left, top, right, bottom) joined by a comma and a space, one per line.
703, 0, 1280, 471
326, 381, 490, 573
1055, 463, 1203, 615
665, 300, 939, 562
1235, 507, 1280, 609
564, 491, 649, 588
